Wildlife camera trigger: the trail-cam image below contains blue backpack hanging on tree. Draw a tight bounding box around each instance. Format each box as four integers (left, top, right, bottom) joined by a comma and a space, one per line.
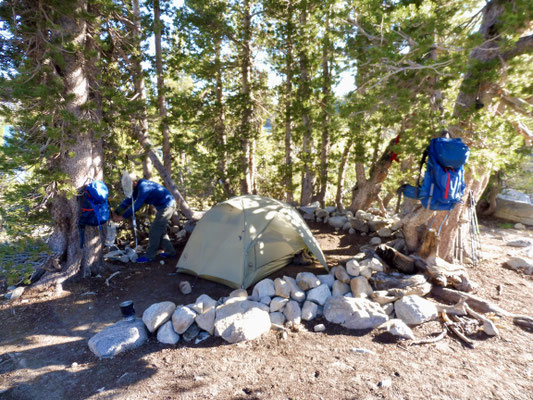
78, 180, 110, 248
402, 136, 470, 211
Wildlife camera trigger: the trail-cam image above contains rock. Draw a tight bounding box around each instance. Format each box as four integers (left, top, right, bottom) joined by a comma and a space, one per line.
142, 301, 176, 333
369, 237, 382, 246
334, 265, 351, 283
88, 318, 148, 358
346, 259, 360, 276
379, 319, 415, 340
368, 218, 387, 232
316, 209, 329, 220
326, 206, 337, 214
214, 298, 271, 343
172, 306, 197, 334
302, 301, 318, 321
505, 257, 533, 274
156, 321, 180, 345
300, 202, 320, 215
195, 331, 210, 344
505, 238, 533, 247
394, 295, 438, 325
383, 303, 395, 316
179, 281, 192, 295
182, 323, 200, 342
515, 223, 526, 230
191, 294, 217, 314
283, 300, 302, 325
377, 227, 393, 238
270, 297, 289, 312
324, 296, 388, 330
251, 279, 275, 300
260, 296, 271, 305
229, 288, 249, 299
350, 276, 373, 298
494, 191, 533, 225
342, 221, 352, 231
353, 252, 367, 261
306, 284, 332, 306
378, 379, 392, 388
350, 218, 369, 233
332, 280, 350, 296
7, 286, 24, 300
390, 219, 402, 231
314, 324, 326, 332
349, 228, 356, 235
359, 265, 373, 279
328, 216, 348, 230
284, 276, 306, 302
371, 290, 398, 305
355, 210, 372, 221
296, 272, 321, 290
274, 278, 291, 298
317, 274, 335, 288
360, 257, 385, 272
302, 213, 315, 221
269, 312, 286, 327
195, 307, 216, 335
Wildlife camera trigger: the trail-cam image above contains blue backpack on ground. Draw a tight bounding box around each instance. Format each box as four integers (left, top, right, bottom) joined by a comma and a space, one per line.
402, 137, 470, 211
78, 180, 110, 248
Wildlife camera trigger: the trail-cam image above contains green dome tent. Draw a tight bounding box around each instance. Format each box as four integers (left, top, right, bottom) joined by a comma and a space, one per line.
176, 195, 329, 289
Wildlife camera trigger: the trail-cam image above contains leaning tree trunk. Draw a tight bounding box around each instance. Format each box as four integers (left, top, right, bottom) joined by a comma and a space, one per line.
284, 5, 295, 203
401, 0, 533, 260
47, 0, 105, 282
348, 137, 397, 213
335, 138, 352, 212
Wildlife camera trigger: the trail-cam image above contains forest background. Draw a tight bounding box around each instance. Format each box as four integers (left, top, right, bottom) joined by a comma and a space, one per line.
0, 0, 532, 284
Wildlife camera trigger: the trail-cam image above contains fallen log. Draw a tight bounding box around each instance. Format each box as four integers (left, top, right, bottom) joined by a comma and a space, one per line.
432, 286, 533, 330
375, 245, 416, 274
412, 255, 474, 292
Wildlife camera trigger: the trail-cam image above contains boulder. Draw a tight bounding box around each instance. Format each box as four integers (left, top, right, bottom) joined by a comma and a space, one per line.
323, 296, 388, 330
377, 227, 393, 238
317, 274, 335, 288
172, 306, 197, 334
394, 295, 438, 325
306, 284, 332, 306
369, 237, 382, 246
269, 312, 286, 327
142, 301, 176, 333
88, 318, 148, 358
156, 321, 180, 345
360, 257, 385, 272
346, 259, 360, 276
379, 319, 415, 340
505, 238, 533, 248
494, 190, 533, 225
270, 297, 289, 312
296, 272, 321, 290
284, 275, 306, 302
195, 307, 216, 335
350, 218, 369, 233
300, 202, 320, 215
302, 301, 318, 321
328, 216, 348, 230
191, 294, 217, 314
251, 279, 276, 300
505, 257, 533, 275
229, 288, 249, 299
334, 265, 351, 283
368, 218, 388, 232
214, 299, 271, 343
316, 209, 329, 220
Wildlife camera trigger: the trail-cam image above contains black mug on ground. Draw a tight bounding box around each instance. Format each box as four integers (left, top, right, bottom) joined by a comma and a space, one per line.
120, 300, 135, 321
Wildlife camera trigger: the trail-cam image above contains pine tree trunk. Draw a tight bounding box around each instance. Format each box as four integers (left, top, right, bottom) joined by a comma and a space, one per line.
47, 0, 104, 281
132, 0, 152, 180
335, 139, 352, 212
284, 5, 294, 203
299, 4, 315, 206
154, 0, 172, 175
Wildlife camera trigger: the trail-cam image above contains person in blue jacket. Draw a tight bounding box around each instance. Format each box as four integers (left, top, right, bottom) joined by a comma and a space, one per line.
113, 175, 176, 263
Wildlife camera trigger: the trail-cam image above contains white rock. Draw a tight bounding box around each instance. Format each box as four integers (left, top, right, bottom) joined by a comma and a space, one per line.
260, 296, 272, 305
377, 227, 393, 238
350, 276, 373, 298
390, 220, 402, 231
156, 321, 180, 344
360, 257, 385, 272
383, 303, 395, 316
302, 301, 318, 321
359, 265, 373, 279
270, 297, 289, 312
306, 284, 332, 306
8, 286, 25, 300
88, 318, 148, 358
214, 299, 271, 343
172, 306, 197, 334
314, 324, 326, 332
326, 206, 337, 214
179, 281, 192, 295
195, 307, 216, 335
332, 280, 350, 296
328, 216, 348, 230
506, 257, 533, 274
274, 278, 291, 298
316, 209, 329, 219
346, 259, 360, 277
378, 379, 392, 388
296, 272, 321, 290
394, 295, 438, 325
515, 223, 526, 230
142, 301, 176, 333
251, 279, 276, 300
379, 319, 415, 340
324, 296, 388, 330
191, 294, 217, 314
283, 300, 302, 325
506, 238, 533, 247
284, 275, 306, 302
317, 274, 335, 288
269, 312, 286, 328
229, 288, 249, 299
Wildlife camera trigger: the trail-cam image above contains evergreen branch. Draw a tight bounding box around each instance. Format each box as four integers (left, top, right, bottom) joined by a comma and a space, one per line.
502, 34, 533, 61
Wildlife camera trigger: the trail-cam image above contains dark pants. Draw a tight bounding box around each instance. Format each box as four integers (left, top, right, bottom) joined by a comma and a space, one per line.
145, 201, 176, 260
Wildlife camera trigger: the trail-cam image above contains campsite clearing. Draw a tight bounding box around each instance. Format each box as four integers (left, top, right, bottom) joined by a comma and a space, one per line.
1, 218, 532, 400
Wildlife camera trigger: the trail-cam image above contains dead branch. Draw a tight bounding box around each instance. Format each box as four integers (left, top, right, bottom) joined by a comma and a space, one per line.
409, 327, 447, 346
442, 312, 475, 348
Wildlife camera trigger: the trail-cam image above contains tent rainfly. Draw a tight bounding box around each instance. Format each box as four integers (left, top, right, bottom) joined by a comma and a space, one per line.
176, 195, 328, 289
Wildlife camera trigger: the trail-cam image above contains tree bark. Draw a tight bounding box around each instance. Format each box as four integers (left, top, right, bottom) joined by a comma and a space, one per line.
335, 139, 352, 212
153, 0, 172, 175
132, 0, 152, 179
284, 3, 294, 203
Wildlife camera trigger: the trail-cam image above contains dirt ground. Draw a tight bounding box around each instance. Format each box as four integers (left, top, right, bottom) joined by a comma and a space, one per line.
1, 218, 532, 400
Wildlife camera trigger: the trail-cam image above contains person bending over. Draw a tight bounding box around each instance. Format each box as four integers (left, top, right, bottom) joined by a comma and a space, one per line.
113, 174, 176, 263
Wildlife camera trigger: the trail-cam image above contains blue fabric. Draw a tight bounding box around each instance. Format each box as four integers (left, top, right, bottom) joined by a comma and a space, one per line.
78, 180, 110, 248
117, 179, 174, 219
403, 137, 469, 211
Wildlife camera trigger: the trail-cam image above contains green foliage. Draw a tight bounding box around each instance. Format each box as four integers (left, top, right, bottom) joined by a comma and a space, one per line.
0, 237, 52, 286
